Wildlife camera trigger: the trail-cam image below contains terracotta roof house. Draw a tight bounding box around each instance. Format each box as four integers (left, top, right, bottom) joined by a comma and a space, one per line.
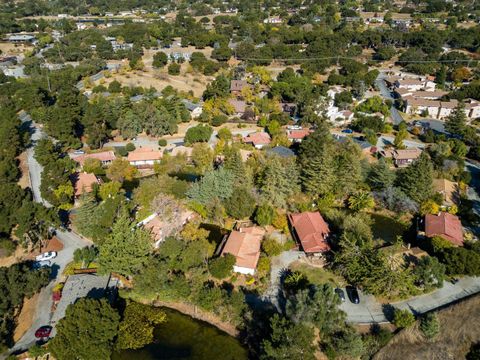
71, 172, 101, 197
288, 211, 331, 254
221, 226, 265, 275
243, 132, 271, 149
433, 179, 459, 206
72, 151, 116, 167
425, 212, 463, 246
127, 147, 162, 168
287, 129, 312, 143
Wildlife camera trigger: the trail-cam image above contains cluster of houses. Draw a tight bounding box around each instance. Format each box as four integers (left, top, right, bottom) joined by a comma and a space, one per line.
385, 74, 480, 120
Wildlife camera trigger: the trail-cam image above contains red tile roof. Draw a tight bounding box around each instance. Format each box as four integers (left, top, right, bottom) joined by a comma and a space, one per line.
288, 212, 331, 253
425, 212, 463, 246
72, 151, 116, 166
243, 132, 271, 146
287, 129, 312, 140
221, 227, 265, 270
127, 147, 163, 162
72, 172, 100, 197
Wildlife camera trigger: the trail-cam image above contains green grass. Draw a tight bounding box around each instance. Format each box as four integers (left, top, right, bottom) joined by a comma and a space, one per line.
290, 262, 346, 287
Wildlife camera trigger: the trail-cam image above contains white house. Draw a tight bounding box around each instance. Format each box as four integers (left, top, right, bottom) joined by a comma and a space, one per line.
127, 147, 163, 168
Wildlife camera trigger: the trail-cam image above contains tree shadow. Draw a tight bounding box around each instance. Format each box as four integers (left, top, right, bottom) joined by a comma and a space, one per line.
382, 303, 395, 322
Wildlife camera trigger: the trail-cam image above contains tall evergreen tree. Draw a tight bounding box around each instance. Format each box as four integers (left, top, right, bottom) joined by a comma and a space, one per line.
445, 103, 467, 137
367, 158, 395, 190
396, 152, 433, 204
301, 149, 335, 198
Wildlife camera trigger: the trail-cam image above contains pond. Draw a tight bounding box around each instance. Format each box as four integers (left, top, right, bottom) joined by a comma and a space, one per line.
370, 213, 409, 246
112, 307, 248, 360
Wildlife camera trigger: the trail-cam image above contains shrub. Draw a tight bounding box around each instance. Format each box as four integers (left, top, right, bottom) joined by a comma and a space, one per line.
184, 124, 213, 144
420, 313, 440, 339
168, 63, 181, 75
255, 203, 275, 226
393, 309, 415, 329
211, 114, 228, 127
116, 147, 128, 157
158, 139, 167, 146
262, 237, 283, 257
125, 143, 136, 152
209, 254, 236, 279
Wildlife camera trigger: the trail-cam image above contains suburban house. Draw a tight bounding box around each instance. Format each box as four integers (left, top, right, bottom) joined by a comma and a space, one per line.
181, 99, 203, 119
393, 78, 436, 91
425, 212, 463, 246
395, 89, 447, 100
72, 151, 116, 168
228, 99, 247, 116
71, 172, 101, 198
267, 146, 295, 158
286, 129, 312, 143
230, 80, 249, 96
220, 226, 265, 275
263, 17, 283, 24
140, 210, 194, 247
243, 132, 271, 149
288, 211, 331, 254
380, 148, 422, 167
127, 147, 163, 168
433, 179, 459, 207
281, 102, 297, 116
7, 34, 36, 43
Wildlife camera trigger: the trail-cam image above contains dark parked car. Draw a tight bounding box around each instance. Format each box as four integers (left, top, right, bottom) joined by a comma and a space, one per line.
341, 129, 353, 134
346, 286, 360, 304
335, 288, 346, 302
35, 326, 52, 338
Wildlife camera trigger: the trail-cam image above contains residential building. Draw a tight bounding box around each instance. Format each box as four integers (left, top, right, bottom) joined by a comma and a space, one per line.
127, 147, 163, 168
7, 34, 36, 43
433, 179, 459, 207
230, 80, 249, 96
263, 17, 283, 24
267, 146, 295, 158
288, 211, 331, 254
228, 99, 247, 116
71, 172, 101, 198
140, 210, 194, 247
425, 212, 463, 246
221, 226, 265, 275
243, 132, 271, 149
287, 129, 312, 143
380, 148, 422, 167
181, 100, 203, 118
71, 151, 116, 167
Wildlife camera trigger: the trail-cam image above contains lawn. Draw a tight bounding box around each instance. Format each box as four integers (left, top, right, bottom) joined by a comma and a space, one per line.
289, 261, 346, 287
370, 213, 410, 246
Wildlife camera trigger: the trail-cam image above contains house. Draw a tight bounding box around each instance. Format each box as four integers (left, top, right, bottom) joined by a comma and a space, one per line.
288, 211, 331, 254
465, 99, 480, 119
381, 148, 422, 167
7, 34, 36, 43
286, 129, 312, 143
281, 102, 297, 116
140, 210, 194, 247
228, 99, 247, 116
263, 17, 283, 24
71, 172, 101, 198
405, 98, 441, 118
433, 179, 459, 207
230, 80, 249, 96
395, 79, 428, 91
267, 146, 295, 158
221, 226, 265, 275
243, 132, 271, 149
127, 147, 163, 168
425, 212, 463, 246
72, 151, 116, 168
181, 100, 203, 118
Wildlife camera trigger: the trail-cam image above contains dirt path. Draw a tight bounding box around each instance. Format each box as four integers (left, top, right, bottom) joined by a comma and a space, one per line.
14, 293, 40, 342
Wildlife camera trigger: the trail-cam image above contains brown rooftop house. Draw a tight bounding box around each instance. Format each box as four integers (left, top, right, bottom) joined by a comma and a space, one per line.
221, 226, 265, 275
288, 211, 331, 254
425, 212, 463, 246
228, 99, 247, 115
287, 129, 312, 143
127, 147, 162, 168
230, 80, 249, 96
381, 148, 422, 167
433, 179, 459, 207
140, 210, 194, 247
243, 132, 271, 149
71, 172, 101, 198
72, 151, 116, 167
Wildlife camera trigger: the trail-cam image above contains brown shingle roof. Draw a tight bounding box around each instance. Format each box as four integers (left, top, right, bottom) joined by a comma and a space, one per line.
243, 132, 271, 146
230, 80, 248, 92
72, 172, 100, 197
127, 147, 163, 162
425, 212, 463, 246
288, 211, 331, 253
72, 151, 116, 166
221, 227, 265, 270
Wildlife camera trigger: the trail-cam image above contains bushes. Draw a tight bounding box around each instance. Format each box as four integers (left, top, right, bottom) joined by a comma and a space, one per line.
158, 139, 167, 147
420, 313, 440, 339
255, 203, 275, 226
262, 237, 284, 257
125, 142, 136, 152
184, 124, 213, 144
168, 63, 181, 75
209, 254, 236, 279
152, 52, 168, 68
393, 309, 415, 328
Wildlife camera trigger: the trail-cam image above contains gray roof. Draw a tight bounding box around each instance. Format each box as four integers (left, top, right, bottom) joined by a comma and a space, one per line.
182, 99, 202, 111
267, 146, 296, 158
51, 274, 112, 324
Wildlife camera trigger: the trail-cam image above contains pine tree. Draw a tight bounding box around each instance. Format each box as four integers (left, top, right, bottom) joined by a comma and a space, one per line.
368, 158, 395, 190
445, 103, 467, 137
301, 152, 335, 198
396, 152, 433, 204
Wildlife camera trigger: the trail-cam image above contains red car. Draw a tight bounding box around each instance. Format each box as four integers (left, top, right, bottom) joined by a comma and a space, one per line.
35, 326, 52, 338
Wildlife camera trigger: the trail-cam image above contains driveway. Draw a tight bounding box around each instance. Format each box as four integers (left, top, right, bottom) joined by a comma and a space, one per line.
339, 276, 480, 324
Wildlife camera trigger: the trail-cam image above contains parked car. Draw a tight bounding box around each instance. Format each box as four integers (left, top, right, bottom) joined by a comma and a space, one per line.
35, 326, 52, 338
33, 260, 51, 269
35, 251, 57, 262
341, 129, 353, 134
335, 288, 346, 302
346, 286, 360, 304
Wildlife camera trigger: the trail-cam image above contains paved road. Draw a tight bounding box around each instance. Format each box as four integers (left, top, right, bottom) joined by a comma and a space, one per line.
9, 113, 91, 355
375, 73, 404, 125
10, 231, 90, 353
340, 276, 480, 323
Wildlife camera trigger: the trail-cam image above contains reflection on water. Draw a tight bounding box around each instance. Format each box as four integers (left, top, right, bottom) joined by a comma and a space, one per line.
112, 307, 248, 360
